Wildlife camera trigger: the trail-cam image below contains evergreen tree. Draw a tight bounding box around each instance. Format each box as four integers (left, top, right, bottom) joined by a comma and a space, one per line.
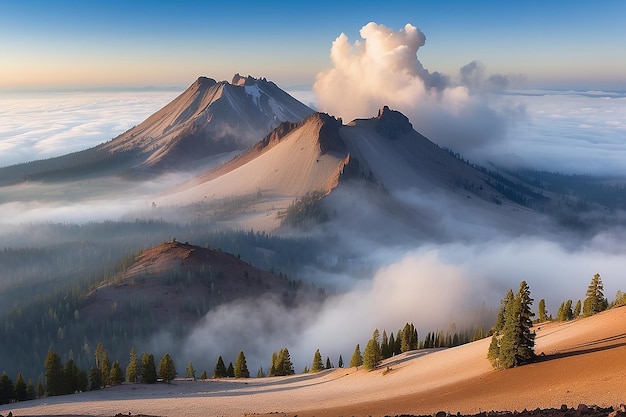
77, 369, 88, 392
494, 289, 515, 333
140, 353, 157, 384
256, 367, 264, 378
310, 349, 323, 372
200, 370, 207, 380
186, 361, 196, 380
37, 379, 45, 398
488, 281, 536, 369
0, 371, 14, 405
583, 273, 608, 317
363, 329, 382, 371
349, 344, 363, 368
15, 373, 28, 402
26, 378, 37, 400
88, 366, 101, 390
110, 360, 124, 385
400, 323, 411, 352
94, 343, 105, 370
338, 354, 344, 368
537, 298, 548, 322
126, 346, 139, 384
381, 330, 390, 359
325, 357, 332, 369
227, 362, 235, 378
213, 356, 227, 378
234, 351, 250, 378
269, 352, 278, 377
158, 353, 177, 383
388, 333, 396, 356
273, 348, 294, 376
100, 350, 111, 387
44, 349, 64, 396
573, 299, 582, 318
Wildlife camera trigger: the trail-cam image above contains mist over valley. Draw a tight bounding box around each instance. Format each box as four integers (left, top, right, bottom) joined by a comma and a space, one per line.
1, 21, 626, 413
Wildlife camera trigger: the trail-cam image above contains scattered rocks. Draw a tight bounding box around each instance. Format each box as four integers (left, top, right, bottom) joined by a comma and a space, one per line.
388, 405, 619, 417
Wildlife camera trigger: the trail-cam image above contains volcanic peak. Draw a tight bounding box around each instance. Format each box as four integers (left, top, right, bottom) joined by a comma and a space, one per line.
375, 105, 414, 139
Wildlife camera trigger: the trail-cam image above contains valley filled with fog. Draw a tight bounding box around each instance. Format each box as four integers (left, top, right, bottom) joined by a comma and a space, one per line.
1, 21, 626, 387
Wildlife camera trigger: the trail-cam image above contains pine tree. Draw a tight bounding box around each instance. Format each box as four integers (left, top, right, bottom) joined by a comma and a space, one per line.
186, 361, 196, 380
310, 349, 323, 372
100, 350, 111, 387
381, 330, 390, 359
77, 369, 88, 392
37, 379, 45, 398
363, 329, 382, 371
573, 299, 582, 318
583, 273, 607, 316
256, 367, 264, 378
26, 378, 37, 400
109, 360, 124, 385
227, 362, 235, 378
516, 280, 536, 363
349, 344, 363, 368
158, 353, 177, 383
494, 289, 515, 333
44, 349, 64, 396
325, 357, 332, 369
213, 356, 227, 378
234, 351, 249, 378
64, 358, 79, 394
488, 281, 535, 369
126, 346, 139, 383
140, 353, 157, 384
0, 371, 14, 405
388, 333, 396, 356
15, 373, 28, 402
338, 354, 344, 368
200, 370, 207, 380
274, 348, 294, 376
537, 298, 548, 322
88, 366, 101, 390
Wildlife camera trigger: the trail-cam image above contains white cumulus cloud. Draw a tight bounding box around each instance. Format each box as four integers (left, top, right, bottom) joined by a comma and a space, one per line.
313, 22, 524, 160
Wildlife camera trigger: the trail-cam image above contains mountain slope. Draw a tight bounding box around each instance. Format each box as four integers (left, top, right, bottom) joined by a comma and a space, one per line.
160, 106, 540, 233
102, 74, 314, 170
0, 75, 313, 184
81, 240, 305, 326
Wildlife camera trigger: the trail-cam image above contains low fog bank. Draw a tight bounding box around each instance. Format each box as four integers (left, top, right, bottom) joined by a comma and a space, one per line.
0, 90, 180, 168
156, 184, 626, 375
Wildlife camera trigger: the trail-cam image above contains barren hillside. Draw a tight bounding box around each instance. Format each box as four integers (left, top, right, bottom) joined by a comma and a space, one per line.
3, 306, 624, 417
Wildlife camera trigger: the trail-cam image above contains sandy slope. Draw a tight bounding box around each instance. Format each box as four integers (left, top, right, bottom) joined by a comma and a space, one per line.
3, 307, 625, 417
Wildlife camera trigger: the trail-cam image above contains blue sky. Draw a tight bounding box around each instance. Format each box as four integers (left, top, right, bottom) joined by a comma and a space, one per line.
2, 1, 625, 90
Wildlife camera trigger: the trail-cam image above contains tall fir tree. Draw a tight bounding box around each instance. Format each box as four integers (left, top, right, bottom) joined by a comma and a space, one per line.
15, 373, 28, 402
186, 361, 196, 380
310, 349, 323, 372
213, 356, 227, 378
537, 298, 548, 322
325, 357, 332, 369
338, 354, 344, 368
110, 360, 124, 385
44, 349, 64, 396
573, 299, 582, 318
100, 350, 111, 387
583, 273, 607, 316
488, 281, 535, 369
141, 353, 157, 384
227, 362, 235, 378
234, 351, 250, 378
88, 366, 101, 390
126, 346, 139, 383
350, 344, 363, 368
158, 353, 177, 383
0, 371, 14, 405
363, 329, 382, 371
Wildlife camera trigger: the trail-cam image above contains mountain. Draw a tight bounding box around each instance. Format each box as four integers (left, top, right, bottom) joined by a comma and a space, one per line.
101, 74, 314, 170
0, 74, 313, 184
160, 106, 545, 232
82, 240, 308, 326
